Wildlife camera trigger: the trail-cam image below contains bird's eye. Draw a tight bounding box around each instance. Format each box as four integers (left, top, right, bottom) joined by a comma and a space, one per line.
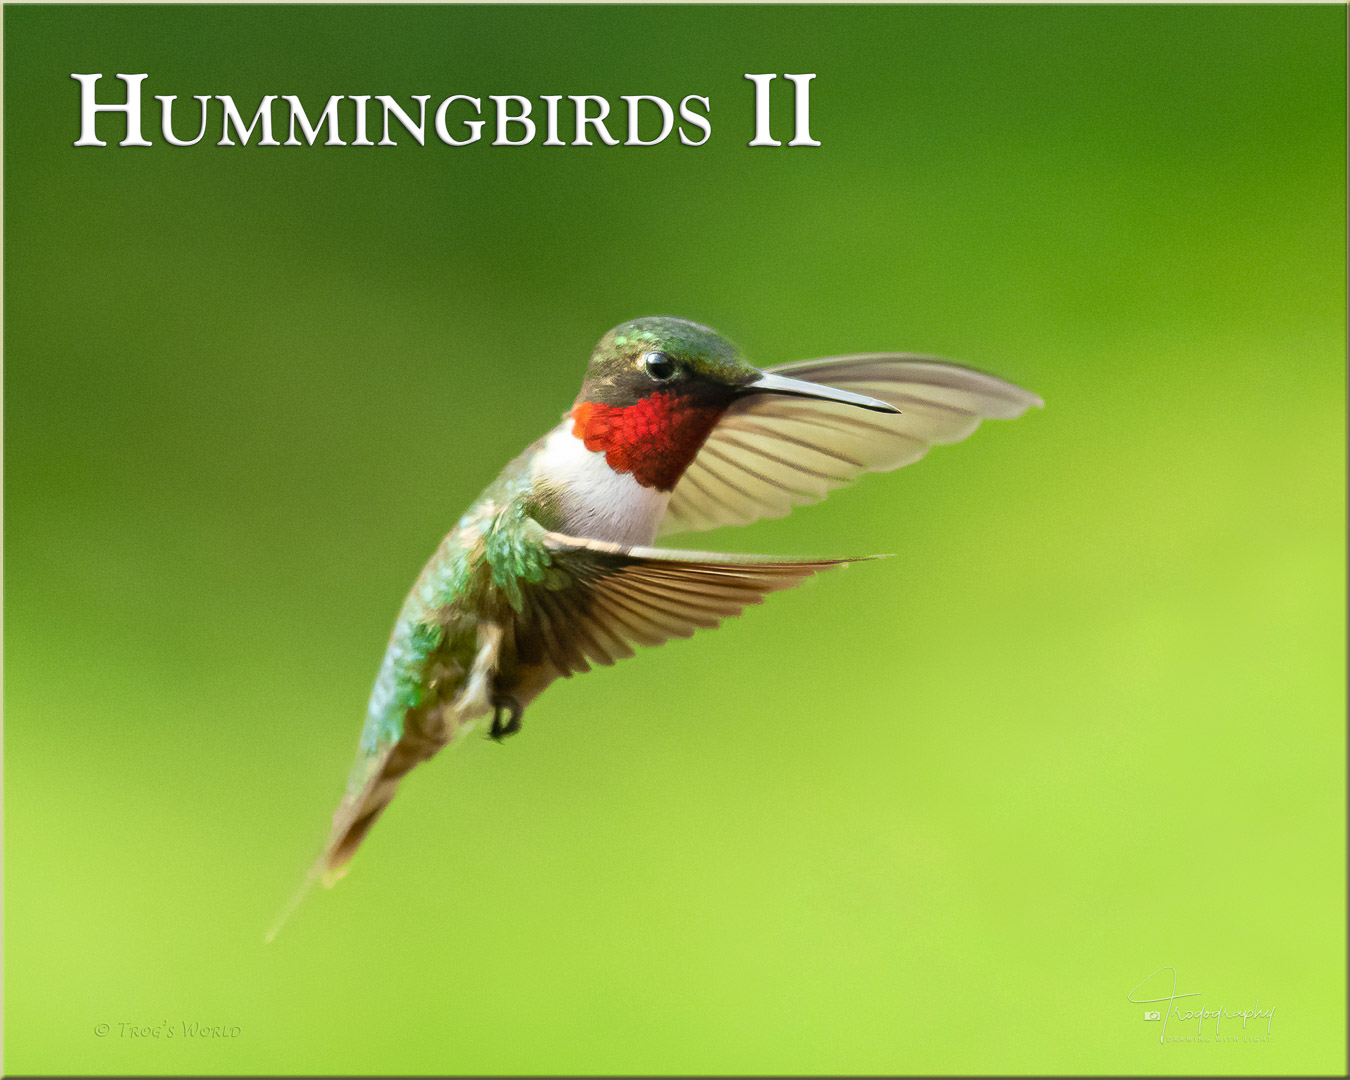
642, 351, 678, 382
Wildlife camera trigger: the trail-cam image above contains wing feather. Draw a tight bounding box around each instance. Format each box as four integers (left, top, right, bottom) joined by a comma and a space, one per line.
661, 354, 1041, 535
508, 532, 877, 675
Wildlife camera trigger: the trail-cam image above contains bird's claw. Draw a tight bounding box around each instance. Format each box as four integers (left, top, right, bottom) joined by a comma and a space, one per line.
488, 698, 523, 742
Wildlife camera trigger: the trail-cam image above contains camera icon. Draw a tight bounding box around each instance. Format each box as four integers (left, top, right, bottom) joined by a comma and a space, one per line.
1143, 1010, 1161, 1021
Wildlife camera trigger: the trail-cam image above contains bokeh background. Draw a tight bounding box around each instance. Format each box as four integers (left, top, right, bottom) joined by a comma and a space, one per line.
3, 4, 1344, 1075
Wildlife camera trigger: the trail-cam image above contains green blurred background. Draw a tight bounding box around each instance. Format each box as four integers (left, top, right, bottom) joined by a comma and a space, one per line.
3, 4, 1344, 1075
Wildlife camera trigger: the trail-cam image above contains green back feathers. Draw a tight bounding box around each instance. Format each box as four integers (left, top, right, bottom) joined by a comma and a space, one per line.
484, 503, 570, 612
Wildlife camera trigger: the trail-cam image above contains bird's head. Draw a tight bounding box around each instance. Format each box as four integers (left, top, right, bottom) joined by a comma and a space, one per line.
570, 316, 896, 491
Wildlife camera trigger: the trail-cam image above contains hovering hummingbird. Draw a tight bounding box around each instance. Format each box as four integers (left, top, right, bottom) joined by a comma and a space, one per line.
270, 316, 1040, 936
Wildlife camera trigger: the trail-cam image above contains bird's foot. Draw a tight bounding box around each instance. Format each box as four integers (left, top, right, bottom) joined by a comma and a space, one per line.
488, 697, 523, 743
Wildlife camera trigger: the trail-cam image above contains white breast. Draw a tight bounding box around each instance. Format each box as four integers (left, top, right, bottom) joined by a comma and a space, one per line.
535, 422, 670, 546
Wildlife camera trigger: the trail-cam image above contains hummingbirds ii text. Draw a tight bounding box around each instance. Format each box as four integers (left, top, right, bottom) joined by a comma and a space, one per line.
70, 74, 821, 149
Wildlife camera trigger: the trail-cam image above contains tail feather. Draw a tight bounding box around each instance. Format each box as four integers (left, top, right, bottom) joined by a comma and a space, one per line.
264, 738, 426, 943
319, 764, 406, 883
267, 624, 504, 942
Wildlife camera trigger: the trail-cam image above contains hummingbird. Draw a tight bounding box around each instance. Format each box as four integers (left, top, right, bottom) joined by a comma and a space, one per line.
270, 316, 1040, 937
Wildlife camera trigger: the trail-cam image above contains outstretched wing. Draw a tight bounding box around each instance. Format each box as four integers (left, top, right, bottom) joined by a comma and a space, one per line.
660, 355, 1042, 536
512, 531, 876, 676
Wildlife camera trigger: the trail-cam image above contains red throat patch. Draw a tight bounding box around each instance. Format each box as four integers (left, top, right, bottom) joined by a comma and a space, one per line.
570, 392, 730, 491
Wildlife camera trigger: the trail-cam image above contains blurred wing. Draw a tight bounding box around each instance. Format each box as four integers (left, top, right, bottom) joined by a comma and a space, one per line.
513, 531, 872, 676
660, 355, 1042, 536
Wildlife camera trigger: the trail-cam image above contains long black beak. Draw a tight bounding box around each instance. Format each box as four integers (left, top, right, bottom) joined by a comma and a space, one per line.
742, 371, 899, 414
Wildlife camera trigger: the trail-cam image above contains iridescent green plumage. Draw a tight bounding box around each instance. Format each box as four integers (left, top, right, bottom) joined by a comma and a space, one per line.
332, 472, 562, 874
